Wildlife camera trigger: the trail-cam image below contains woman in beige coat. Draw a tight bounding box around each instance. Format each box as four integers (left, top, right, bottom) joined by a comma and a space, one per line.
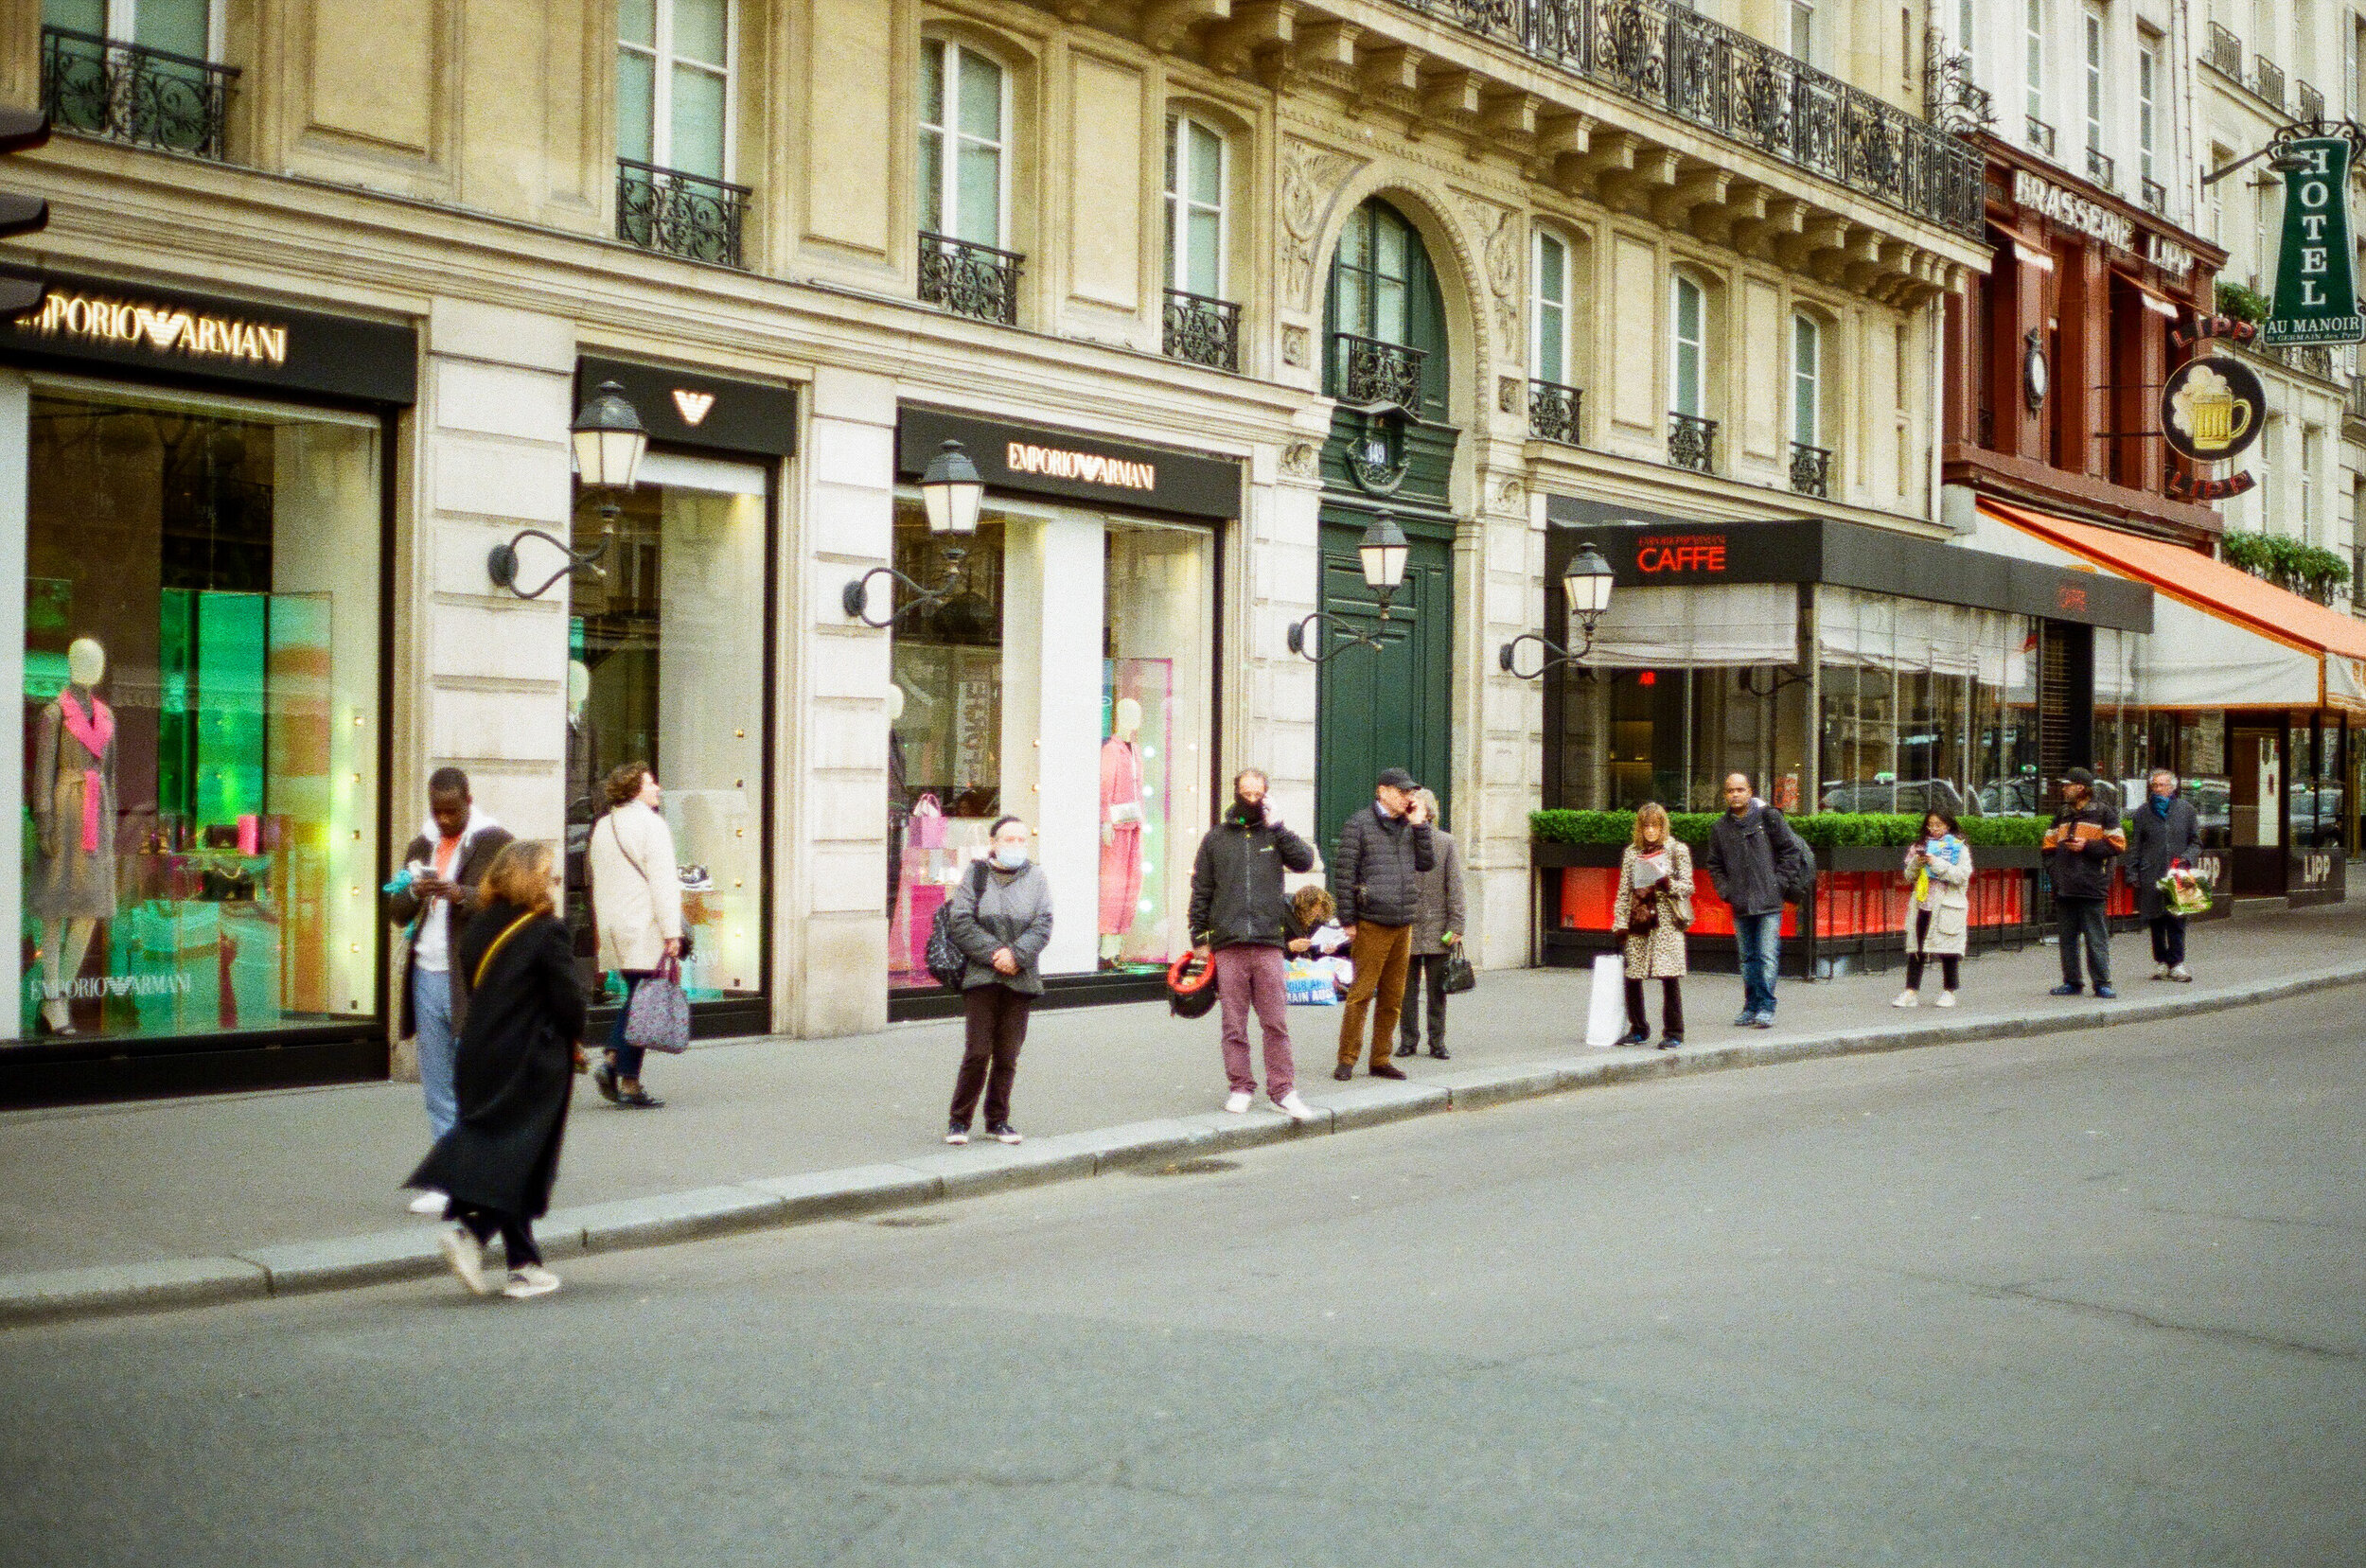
1610, 802, 1690, 1050
1894, 809, 1972, 1009
587, 761, 682, 1107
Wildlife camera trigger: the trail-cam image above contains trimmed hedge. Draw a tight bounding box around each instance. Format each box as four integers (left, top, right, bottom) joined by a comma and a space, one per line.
1529, 809, 2057, 850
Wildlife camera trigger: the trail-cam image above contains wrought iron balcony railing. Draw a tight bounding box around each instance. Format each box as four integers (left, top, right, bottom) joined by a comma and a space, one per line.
2207, 23, 2242, 79
2086, 146, 2114, 187
2255, 56, 2286, 110
1668, 411, 1717, 473
1528, 379, 1584, 445
41, 25, 237, 161
1789, 440, 1832, 497
918, 232, 1024, 326
1333, 333, 1427, 410
2026, 116, 2057, 157
616, 159, 750, 268
2299, 80, 2324, 124
1162, 290, 1241, 372
2142, 177, 2166, 214
1395, 0, 1982, 235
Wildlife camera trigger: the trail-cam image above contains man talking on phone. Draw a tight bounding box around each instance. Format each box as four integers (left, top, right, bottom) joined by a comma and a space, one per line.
2045, 766, 2126, 998
387, 766, 513, 1211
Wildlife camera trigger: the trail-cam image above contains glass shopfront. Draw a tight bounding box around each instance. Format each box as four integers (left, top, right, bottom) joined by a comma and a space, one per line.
8, 380, 383, 1047
565, 452, 770, 1020
886, 498, 1214, 995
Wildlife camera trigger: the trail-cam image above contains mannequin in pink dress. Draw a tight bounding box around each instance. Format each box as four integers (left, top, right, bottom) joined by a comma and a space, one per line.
1099, 697, 1145, 965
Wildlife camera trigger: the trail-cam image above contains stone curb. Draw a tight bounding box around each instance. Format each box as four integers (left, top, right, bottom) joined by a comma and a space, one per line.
8, 960, 2362, 1329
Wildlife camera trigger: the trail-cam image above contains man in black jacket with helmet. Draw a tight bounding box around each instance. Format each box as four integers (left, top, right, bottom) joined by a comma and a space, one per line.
1190, 768, 1317, 1119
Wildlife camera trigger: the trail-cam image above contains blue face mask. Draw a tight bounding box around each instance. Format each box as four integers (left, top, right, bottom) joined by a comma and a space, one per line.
992, 846, 1029, 871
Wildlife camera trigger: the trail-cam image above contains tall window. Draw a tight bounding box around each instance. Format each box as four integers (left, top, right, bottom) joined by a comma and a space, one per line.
2138, 35, 2159, 187
1670, 274, 1706, 419
41, 0, 211, 54
920, 38, 1006, 246
2083, 7, 2105, 164
1792, 312, 1822, 449
1534, 229, 1572, 386
618, 0, 731, 180
2211, 145, 2229, 241
1790, 1, 1814, 62
2026, 0, 2046, 129
1163, 115, 1227, 300
1957, 0, 1977, 70
2303, 428, 2321, 541
1335, 202, 1413, 344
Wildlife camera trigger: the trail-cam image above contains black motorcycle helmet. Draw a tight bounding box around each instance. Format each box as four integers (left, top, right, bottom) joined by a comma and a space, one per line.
1166, 950, 1220, 1018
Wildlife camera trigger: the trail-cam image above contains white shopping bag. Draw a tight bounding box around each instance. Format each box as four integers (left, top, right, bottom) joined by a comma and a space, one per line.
1584, 952, 1627, 1048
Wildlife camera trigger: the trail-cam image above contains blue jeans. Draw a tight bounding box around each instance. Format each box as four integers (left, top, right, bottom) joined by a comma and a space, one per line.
607, 970, 653, 1079
1733, 912, 1781, 1018
413, 967, 457, 1139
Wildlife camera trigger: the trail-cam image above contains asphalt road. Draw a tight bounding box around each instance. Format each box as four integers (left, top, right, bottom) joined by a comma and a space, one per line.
6, 990, 2362, 1568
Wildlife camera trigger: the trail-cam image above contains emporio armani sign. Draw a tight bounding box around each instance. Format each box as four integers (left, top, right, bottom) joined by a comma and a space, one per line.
18, 289, 289, 365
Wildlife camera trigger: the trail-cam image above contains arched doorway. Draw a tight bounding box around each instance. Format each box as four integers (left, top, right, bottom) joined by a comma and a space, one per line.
1315, 196, 1458, 847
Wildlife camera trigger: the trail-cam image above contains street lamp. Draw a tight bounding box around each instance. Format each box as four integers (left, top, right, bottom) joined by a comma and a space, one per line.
843, 439, 986, 626
1286, 510, 1413, 661
488, 379, 649, 600
1499, 540, 1616, 678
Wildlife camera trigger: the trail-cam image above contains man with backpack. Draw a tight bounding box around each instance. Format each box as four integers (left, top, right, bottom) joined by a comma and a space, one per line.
1704, 771, 1810, 1030
1188, 767, 1318, 1121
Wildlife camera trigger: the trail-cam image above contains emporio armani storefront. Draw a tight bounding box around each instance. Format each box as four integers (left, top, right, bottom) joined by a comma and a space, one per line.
0, 274, 416, 1105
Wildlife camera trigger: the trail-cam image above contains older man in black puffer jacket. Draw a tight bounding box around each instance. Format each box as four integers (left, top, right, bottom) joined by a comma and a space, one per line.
1331, 766, 1436, 1082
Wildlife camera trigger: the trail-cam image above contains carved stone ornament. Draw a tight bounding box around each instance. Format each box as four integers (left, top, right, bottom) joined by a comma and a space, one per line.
1495, 478, 1526, 511
1280, 441, 1320, 478
1498, 375, 1523, 414
1281, 324, 1311, 366
1459, 196, 1522, 357
1280, 138, 1368, 308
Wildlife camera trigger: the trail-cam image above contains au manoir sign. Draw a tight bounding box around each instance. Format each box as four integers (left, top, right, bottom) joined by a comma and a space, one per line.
2263, 137, 2364, 348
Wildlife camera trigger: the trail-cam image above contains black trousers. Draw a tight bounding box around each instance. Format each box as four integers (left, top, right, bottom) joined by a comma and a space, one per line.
1397, 952, 1450, 1050
1623, 977, 1685, 1037
1903, 908, 1961, 992
452, 1202, 540, 1268
2056, 896, 2111, 987
2148, 915, 2187, 966
951, 983, 1032, 1128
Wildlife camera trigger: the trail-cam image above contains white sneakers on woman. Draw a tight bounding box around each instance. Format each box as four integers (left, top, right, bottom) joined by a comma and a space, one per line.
1892, 990, 1918, 1008
503, 1265, 561, 1299
1934, 991, 1957, 1008
439, 1226, 492, 1295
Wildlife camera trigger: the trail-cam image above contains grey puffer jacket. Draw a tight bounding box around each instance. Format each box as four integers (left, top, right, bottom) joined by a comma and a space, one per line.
1408, 829, 1467, 956
1333, 804, 1437, 927
945, 860, 1054, 995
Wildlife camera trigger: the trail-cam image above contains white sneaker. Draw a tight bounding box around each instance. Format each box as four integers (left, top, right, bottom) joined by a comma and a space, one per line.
502, 1264, 561, 1299
2170, 963, 2194, 982
408, 1189, 447, 1216
1275, 1091, 1317, 1123
1892, 990, 1917, 1009
439, 1225, 492, 1295
1224, 1090, 1253, 1114
2152, 963, 2170, 980
1935, 991, 1957, 1008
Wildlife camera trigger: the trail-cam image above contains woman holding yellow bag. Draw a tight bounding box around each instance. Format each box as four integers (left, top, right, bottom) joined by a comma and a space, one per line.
1894, 811, 1972, 1008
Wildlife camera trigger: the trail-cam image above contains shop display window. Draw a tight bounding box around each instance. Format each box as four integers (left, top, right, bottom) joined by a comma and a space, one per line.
10, 385, 381, 1043
889, 501, 1210, 992
2176, 712, 2231, 847
566, 455, 768, 1006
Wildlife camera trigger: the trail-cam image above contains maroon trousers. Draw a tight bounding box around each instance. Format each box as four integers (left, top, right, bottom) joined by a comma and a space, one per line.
1214, 944, 1295, 1101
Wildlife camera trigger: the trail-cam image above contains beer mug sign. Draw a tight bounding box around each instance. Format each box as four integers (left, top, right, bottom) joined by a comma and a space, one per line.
2161, 355, 2268, 465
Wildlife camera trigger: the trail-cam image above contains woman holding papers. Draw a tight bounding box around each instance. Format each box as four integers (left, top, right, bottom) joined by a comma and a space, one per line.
1610, 803, 1691, 1049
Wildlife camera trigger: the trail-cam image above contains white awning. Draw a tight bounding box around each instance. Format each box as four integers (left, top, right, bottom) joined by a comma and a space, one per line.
1583, 583, 1798, 668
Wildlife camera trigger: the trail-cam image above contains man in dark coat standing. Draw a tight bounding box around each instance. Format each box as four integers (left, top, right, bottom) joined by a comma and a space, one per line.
1332, 766, 1436, 1082
1704, 772, 1806, 1029
1190, 767, 1317, 1119
2128, 766, 2201, 982
2046, 766, 2127, 998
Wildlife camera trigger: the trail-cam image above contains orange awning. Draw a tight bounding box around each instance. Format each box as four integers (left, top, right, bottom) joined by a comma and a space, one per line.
1983, 499, 2366, 666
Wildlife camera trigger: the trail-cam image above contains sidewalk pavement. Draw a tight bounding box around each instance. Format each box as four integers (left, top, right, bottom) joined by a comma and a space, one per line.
4, 895, 2361, 1323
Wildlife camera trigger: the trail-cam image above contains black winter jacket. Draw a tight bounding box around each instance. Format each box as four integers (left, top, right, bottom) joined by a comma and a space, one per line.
1189, 807, 1316, 949
1704, 803, 1804, 918
2047, 800, 2126, 902
2128, 794, 2202, 921
1333, 804, 1437, 927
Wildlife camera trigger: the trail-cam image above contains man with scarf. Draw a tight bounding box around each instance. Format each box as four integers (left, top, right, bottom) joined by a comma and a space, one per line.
1189, 768, 1319, 1121
387, 766, 514, 1210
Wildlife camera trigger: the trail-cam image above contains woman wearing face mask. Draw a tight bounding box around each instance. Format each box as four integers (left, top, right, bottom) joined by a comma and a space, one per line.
942, 816, 1054, 1145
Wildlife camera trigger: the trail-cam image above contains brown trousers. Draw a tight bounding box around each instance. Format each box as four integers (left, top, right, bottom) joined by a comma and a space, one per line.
1336, 921, 1413, 1069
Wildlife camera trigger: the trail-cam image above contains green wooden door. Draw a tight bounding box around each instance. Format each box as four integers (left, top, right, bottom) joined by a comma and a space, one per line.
1315, 513, 1454, 851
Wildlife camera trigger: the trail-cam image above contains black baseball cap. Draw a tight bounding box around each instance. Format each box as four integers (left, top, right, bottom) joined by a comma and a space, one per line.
1375, 767, 1420, 790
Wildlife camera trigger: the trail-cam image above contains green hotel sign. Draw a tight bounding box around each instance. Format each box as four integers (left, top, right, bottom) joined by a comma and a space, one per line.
2263, 137, 2363, 347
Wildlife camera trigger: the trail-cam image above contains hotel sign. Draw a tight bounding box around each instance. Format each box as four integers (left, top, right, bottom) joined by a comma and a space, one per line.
2262, 137, 2363, 347
899, 406, 1242, 520
0, 272, 416, 403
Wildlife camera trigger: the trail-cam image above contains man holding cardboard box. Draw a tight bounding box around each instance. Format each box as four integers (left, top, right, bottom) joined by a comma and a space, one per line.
2044, 766, 2127, 998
